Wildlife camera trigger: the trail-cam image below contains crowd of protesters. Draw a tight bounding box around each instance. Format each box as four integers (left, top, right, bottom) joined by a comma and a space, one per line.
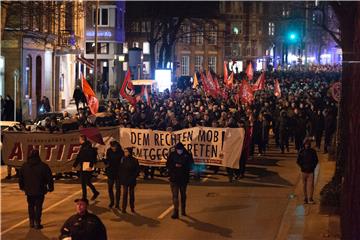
4, 66, 340, 175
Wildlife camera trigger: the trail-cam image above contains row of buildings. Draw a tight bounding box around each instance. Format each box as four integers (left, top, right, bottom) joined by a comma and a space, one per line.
1, 1, 340, 120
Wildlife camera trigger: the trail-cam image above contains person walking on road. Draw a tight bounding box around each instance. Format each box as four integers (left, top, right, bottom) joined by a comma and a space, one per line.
166, 142, 194, 219
297, 139, 319, 204
19, 149, 54, 229
73, 135, 100, 201
60, 198, 107, 240
104, 141, 124, 209
119, 147, 140, 214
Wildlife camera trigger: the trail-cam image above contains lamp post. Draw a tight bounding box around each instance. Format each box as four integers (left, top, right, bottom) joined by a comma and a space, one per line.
13, 69, 19, 121
94, 0, 99, 92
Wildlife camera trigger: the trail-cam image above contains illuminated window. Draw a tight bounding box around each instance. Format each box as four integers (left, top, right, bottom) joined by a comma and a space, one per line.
143, 42, 150, 54
132, 42, 139, 48
131, 22, 140, 32
208, 56, 217, 73
194, 56, 203, 72
123, 62, 128, 71
123, 42, 128, 54
181, 56, 190, 76
268, 22, 275, 36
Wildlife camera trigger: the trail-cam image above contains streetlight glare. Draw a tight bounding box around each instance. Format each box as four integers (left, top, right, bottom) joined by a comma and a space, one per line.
290, 33, 296, 40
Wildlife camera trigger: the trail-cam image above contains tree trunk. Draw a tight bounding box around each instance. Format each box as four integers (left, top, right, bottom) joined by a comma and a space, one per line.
337, 3, 360, 239
149, 41, 156, 79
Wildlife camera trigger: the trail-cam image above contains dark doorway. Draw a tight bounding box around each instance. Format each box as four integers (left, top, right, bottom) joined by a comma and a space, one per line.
36, 56, 42, 114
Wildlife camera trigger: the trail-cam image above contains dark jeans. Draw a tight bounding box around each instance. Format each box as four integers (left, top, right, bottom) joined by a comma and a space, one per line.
170, 183, 187, 213
80, 171, 98, 199
108, 177, 121, 206
122, 185, 135, 211
27, 195, 45, 225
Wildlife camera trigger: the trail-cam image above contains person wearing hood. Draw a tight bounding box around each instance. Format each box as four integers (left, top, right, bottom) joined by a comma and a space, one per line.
166, 142, 194, 219
19, 149, 54, 229
73, 135, 100, 201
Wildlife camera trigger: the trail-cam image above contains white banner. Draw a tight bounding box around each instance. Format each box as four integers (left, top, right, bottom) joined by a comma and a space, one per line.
120, 127, 244, 168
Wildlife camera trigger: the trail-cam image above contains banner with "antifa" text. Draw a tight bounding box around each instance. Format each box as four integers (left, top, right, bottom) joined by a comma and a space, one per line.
120, 127, 245, 168
2, 126, 244, 172
2, 127, 119, 173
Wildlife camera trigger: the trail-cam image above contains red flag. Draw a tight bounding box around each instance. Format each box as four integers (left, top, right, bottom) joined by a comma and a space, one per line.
245, 63, 253, 81
252, 72, 266, 91
237, 79, 254, 104
223, 61, 229, 85
79, 127, 105, 145
226, 72, 234, 88
206, 71, 221, 97
81, 73, 99, 115
274, 79, 281, 98
120, 70, 137, 105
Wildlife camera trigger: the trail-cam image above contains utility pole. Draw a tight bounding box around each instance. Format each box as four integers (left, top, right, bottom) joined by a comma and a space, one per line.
94, 0, 99, 92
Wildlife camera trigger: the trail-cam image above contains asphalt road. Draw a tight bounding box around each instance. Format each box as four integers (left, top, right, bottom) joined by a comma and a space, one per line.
1, 142, 300, 240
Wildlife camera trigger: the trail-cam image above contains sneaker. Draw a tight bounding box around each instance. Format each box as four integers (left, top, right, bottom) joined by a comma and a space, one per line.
131, 208, 135, 213
181, 211, 187, 216
108, 203, 114, 208
34, 224, 43, 230
308, 199, 315, 204
171, 212, 179, 219
91, 192, 99, 201
5, 176, 11, 180
122, 209, 127, 214
304, 198, 309, 204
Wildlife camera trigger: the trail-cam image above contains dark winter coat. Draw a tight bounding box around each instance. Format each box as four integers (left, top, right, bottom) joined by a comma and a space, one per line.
297, 147, 319, 173
60, 211, 107, 240
73, 141, 97, 171
166, 148, 194, 185
19, 155, 54, 196
104, 148, 124, 179
119, 155, 139, 186
73, 88, 86, 104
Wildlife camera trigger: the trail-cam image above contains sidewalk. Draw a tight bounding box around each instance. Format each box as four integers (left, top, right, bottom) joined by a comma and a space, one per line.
276, 151, 341, 240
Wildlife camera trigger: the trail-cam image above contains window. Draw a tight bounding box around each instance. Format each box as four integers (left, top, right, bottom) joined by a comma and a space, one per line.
143, 42, 150, 54
251, 40, 257, 56
194, 56, 203, 72
143, 61, 150, 74
123, 42, 128, 54
208, 56, 217, 73
93, 7, 109, 26
123, 62, 128, 71
141, 21, 150, 32
180, 24, 191, 44
252, 3, 256, 14
195, 25, 204, 45
181, 56, 190, 76
208, 25, 217, 45
252, 22, 257, 36
131, 22, 140, 32
268, 22, 275, 36
85, 42, 109, 54
132, 42, 139, 48
232, 23, 242, 35
282, 6, 290, 17
225, 2, 231, 13
25, 55, 32, 98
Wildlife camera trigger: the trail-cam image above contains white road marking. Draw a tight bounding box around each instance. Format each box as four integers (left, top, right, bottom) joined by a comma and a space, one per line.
1, 180, 104, 235
157, 174, 211, 219
157, 205, 174, 219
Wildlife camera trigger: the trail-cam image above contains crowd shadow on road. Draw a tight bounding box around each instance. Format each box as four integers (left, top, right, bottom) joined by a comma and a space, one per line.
110, 210, 160, 228
179, 215, 233, 238
191, 204, 250, 214
24, 228, 54, 240
89, 201, 110, 215
244, 166, 294, 187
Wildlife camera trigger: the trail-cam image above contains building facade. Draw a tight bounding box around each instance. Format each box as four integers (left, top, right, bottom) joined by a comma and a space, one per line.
1, 1, 85, 120
83, 1, 125, 94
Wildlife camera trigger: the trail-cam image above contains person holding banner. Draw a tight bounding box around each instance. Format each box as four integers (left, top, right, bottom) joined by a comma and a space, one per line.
104, 141, 124, 209
73, 135, 100, 201
119, 147, 140, 214
166, 142, 194, 219
19, 149, 54, 229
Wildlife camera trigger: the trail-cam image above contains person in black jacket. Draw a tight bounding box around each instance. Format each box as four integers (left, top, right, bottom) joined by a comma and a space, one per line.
73, 135, 99, 200
73, 85, 86, 113
119, 147, 139, 213
104, 141, 124, 209
166, 142, 194, 219
297, 139, 319, 204
19, 149, 54, 229
60, 198, 107, 240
